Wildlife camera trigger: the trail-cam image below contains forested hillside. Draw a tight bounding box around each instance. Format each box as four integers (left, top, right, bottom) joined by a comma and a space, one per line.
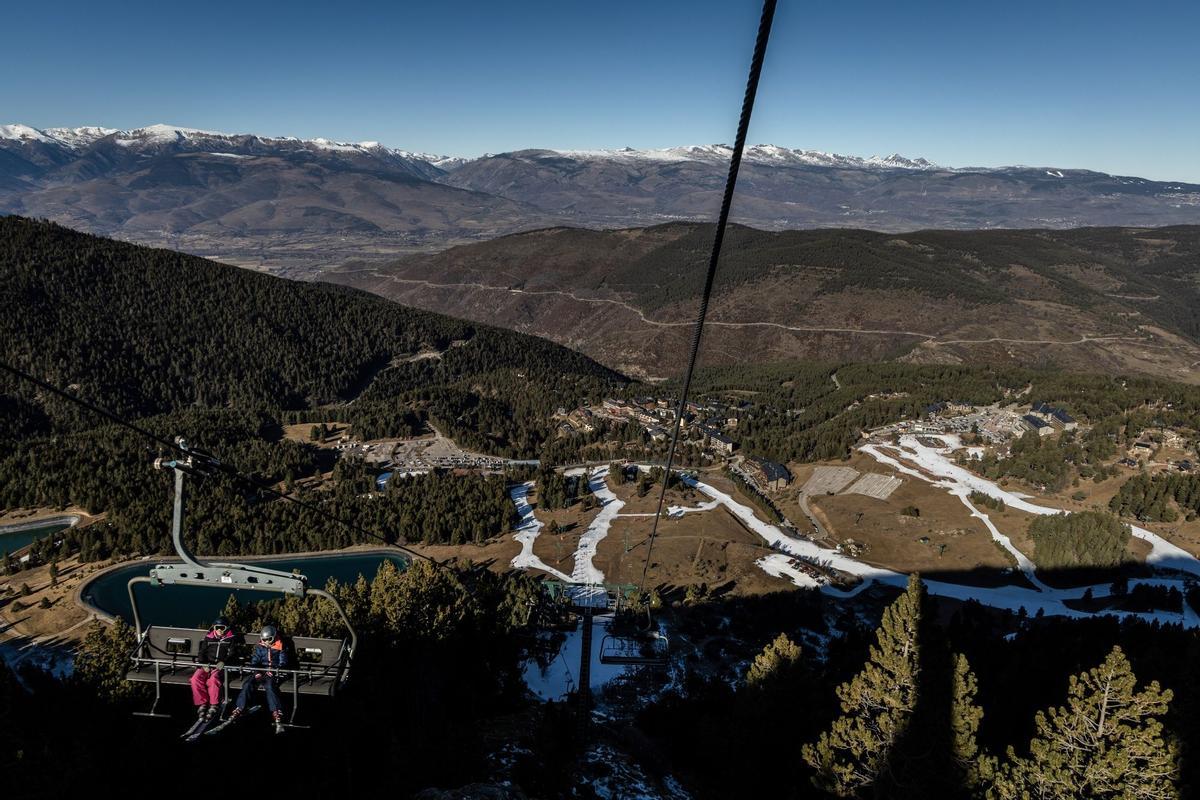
333, 222, 1200, 381
0, 216, 626, 454
676, 361, 1200, 465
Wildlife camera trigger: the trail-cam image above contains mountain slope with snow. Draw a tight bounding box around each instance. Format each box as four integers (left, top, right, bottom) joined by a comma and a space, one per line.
3, 122, 1200, 271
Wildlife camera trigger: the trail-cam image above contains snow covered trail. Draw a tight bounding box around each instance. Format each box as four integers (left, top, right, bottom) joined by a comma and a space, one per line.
617, 499, 720, 519
757, 554, 821, 588
522, 613, 630, 702
569, 467, 625, 584
862, 441, 1049, 591
510, 468, 626, 586
510, 457, 1200, 628
857, 435, 1200, 625
956, 490, 1049, 589
875, 435, 1200, 579
680, 475, 899, 587
509, 482, 572, 582
679, 471, 1199, 626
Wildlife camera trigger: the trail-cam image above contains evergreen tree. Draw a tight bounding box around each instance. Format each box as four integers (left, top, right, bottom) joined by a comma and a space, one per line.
803, 574, 925, 797
952, 653, 994, 793
73, 619, 141, 703
369, 559, 477, 641
745, 632, 802, 689
990, 645, 1179, 800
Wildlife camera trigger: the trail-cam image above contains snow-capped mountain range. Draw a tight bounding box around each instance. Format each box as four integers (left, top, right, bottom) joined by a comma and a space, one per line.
546, 143, 939, 170
1, 122, 944, 173
2, 122, 1199, 272
1, 122, 445, 161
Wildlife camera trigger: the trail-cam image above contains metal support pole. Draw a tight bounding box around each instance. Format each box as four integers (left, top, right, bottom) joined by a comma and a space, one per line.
127, 576, 152, 636
577, 606, 593, 733
171, 466, 202, 569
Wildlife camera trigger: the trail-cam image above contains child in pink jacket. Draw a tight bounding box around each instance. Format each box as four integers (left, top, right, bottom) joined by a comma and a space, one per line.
189, 617, 237, 720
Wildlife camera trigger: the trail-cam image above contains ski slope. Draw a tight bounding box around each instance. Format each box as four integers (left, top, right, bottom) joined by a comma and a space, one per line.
508, 442, 1200, 627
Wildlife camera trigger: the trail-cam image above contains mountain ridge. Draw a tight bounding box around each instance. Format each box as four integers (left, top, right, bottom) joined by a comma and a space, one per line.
327, 222, 1200, 383
3, 122, 1200, 272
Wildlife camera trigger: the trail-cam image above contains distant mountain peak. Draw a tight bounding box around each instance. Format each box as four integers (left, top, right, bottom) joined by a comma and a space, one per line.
0, 123, 53, 143
536, 143, 943, 171
0, 122, 456, 168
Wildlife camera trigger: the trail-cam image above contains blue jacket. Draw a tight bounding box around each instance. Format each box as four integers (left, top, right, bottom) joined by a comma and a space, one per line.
249, 638, 288, 671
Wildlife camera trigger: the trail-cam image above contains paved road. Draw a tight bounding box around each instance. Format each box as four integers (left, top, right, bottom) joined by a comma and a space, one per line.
796, 491, 830, 540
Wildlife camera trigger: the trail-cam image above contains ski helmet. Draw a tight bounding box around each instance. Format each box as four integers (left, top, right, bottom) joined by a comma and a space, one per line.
260, 624, 277, 642
212, 617, 229, 630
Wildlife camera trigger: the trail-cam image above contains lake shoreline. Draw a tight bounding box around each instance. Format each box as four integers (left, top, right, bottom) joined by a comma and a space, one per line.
75, 544, 411, 623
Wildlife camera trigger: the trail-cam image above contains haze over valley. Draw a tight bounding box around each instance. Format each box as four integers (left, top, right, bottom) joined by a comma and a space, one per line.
4, 122, 1200, 273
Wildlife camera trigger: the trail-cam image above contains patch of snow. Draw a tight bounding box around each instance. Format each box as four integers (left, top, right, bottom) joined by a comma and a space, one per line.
508, 482, 571, 582
543, 143, 943, 171
42, 126, 118, 147
0, 123, 52, 142
756, 553, 821, 588
581, 742, 693, 800
569, 467, 623, 585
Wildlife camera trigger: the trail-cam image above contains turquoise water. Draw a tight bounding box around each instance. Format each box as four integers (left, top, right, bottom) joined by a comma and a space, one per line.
0, 522, 72, 557
84, 553, 407, 627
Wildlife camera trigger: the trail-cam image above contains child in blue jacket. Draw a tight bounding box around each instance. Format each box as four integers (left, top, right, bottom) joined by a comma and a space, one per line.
229, 624, 288, 734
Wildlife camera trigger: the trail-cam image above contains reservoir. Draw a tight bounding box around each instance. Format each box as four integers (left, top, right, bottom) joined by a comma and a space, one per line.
0, 517, 78, 557
83, 552, 407, 627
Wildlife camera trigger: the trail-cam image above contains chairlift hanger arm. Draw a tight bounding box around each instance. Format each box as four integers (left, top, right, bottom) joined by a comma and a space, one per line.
152, 453, 309, 593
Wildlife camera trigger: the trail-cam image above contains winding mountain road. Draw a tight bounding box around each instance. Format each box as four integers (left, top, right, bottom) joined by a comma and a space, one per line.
369, 275, 1148, 348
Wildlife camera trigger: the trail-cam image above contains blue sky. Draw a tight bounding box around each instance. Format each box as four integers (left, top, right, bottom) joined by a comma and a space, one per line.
5, 0, 1199, 181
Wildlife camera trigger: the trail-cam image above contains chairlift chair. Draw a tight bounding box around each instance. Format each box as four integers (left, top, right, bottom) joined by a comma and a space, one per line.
598, 630, 670, 668
124, 439, 358, 726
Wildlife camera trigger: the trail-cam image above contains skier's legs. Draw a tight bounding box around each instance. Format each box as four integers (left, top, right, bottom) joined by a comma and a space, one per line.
234, 675, 257, 711
189, 668, 208, 706
262, 678, 282, 715
205, 668, 224, 705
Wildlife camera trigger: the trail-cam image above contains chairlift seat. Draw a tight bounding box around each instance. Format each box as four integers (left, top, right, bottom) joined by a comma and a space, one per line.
126, 626, 351, 697
598, 632, 670, 667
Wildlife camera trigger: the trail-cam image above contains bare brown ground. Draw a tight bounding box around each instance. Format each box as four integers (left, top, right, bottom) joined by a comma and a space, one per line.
1, 553, 97, 643
808, 476, 1016, 580
596, 507, 787, 595
281, 422, 350, 445
528, 500, 605, 577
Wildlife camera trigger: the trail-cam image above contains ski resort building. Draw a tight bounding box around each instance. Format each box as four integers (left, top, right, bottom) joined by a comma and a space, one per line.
745, 456, 792, 490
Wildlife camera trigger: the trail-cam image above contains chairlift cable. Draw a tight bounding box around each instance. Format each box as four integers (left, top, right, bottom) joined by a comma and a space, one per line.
636, 0, 777, 613
0, 359, 438, 566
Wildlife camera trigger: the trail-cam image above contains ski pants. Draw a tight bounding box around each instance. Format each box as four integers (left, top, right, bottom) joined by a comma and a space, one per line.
189, 667, 224, 706
235, 673, 283, 715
